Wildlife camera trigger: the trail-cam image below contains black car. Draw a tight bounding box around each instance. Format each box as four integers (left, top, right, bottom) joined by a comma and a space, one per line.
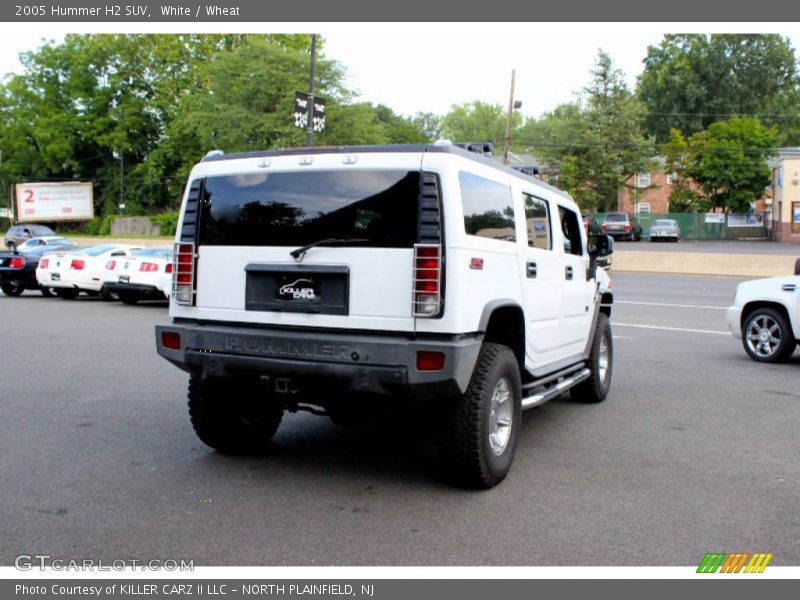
0, 241, 78, 297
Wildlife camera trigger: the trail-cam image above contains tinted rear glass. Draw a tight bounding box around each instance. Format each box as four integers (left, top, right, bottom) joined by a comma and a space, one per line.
80, 246, 116, 256
605, 213, 626, 222
653, 220, 674, 227
198, 170, 421, 247
30, 226, 55, 236
134, 248, 171, 258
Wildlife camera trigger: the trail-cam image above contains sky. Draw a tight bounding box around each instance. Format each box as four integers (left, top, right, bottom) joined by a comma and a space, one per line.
0, 24, 799, 120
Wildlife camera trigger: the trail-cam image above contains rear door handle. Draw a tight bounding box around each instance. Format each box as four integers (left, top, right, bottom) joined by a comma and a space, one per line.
527, 262, 537, 278
565, 266, 573, 280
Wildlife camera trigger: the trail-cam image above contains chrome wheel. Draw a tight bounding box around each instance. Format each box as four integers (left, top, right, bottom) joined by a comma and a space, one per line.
488, 377, 513, 456
745, 314, 782, 358
598, 334, 610, 382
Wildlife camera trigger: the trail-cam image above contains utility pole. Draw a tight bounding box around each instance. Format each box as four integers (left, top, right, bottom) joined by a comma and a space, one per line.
113, 150, 124, 215
502, 70, 516, 165
306, 33, 317, 147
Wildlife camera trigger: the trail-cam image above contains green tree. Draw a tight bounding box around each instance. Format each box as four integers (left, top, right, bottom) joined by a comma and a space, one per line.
410, 112, 443, 142
669, 117, 778, 213
521, 51, 655, 211
441, 101, 521, 147
638, 34, 800, 144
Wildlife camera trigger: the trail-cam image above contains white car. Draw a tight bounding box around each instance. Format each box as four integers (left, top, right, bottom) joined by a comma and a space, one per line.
16, 236, 79, 252
727, 262, 800, 362
101, 247, 173, 304
36, 244, 142, 300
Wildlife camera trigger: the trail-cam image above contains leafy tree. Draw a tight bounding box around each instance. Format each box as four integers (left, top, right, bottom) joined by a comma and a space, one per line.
638, 34, 800, 144
441, 101, 521, 147
521, 51, 655, 211
410, 112, 443, 142
667, 117, 778, 213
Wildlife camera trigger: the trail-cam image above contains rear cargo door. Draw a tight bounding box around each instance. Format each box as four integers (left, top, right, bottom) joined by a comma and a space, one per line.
190, 152, 424, 332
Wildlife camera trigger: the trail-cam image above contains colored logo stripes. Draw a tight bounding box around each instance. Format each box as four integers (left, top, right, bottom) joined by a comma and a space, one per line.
697, 552, 773, 573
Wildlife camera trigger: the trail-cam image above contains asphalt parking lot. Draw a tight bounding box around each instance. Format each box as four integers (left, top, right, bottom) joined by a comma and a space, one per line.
615, 238, 800, 255
1, 274, 798, 566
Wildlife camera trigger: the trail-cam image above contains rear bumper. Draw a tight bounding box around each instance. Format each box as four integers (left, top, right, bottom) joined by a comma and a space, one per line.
104, 282, 166, 299
155, 321, 483, 401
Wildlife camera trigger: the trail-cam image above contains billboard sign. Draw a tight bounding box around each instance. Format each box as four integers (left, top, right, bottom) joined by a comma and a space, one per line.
15, 182, 94, 222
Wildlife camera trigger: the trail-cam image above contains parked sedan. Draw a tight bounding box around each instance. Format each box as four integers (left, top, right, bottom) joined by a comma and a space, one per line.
649, 219, 680, 242
16, 236, 79, 252
4, 224, 56, 250
36, 244, 142, 299
101, 247, 173, 304
0, 240, 79, 297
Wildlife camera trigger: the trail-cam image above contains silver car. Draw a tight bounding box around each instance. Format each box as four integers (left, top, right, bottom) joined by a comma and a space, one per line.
649, 219, 680, 242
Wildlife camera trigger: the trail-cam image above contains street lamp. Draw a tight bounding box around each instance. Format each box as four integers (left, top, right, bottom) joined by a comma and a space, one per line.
113, 150, 124, 214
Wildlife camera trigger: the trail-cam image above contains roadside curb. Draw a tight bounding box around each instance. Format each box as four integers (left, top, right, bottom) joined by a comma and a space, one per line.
612, 251, 797, 278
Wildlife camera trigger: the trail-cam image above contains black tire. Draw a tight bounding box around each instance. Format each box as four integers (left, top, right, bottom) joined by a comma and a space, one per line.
188, 375, 284, 453
55, 288, 79, 300
40, 286, 56, 297
438, 343, 522, 489
0, 280, 24, 296
742, 308, 796, 363
571, 313, 613, 403
101, 286, 119, 301
118, 292, 139, 305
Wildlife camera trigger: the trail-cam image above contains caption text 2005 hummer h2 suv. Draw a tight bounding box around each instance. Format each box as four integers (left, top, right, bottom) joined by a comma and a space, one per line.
156, 143, 614, 488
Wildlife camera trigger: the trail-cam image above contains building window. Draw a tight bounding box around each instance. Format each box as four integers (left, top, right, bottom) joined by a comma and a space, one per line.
636, 202, 651, 215
636, 172, 651, 188
666, 172, 677, 185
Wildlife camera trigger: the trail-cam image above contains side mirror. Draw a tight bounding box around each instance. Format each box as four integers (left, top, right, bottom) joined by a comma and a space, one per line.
589, 234, 614, 258
795, 257, 800, 276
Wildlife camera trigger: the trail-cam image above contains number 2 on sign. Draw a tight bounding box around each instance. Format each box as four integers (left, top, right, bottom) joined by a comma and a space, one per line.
23, 189, 34, 203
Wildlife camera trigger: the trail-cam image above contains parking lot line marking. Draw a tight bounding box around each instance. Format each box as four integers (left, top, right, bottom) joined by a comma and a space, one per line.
613, 322, 729, 336
617, 300, 727, 310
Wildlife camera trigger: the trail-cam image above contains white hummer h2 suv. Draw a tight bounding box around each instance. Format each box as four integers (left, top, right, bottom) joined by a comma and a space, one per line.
156, 143, 615, 488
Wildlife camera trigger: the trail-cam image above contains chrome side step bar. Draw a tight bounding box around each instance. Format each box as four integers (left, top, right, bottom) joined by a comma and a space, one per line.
521, 367, 591, 410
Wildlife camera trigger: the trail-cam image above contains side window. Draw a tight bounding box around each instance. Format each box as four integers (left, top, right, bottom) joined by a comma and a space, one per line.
459, 171, 516, 243
523, 194, 551, 250
558, 206, 583, 256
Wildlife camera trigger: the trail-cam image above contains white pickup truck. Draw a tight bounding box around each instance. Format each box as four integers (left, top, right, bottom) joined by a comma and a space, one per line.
727, 259, 800, 362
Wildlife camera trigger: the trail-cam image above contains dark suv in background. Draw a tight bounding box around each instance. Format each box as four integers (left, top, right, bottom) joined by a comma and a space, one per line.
4, 224, 56, 250
601, 212, 642, 241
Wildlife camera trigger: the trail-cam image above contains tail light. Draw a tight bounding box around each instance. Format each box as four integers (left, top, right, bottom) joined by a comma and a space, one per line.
161, 331, 181, 350
70, 259, 85, 270
601, 223, 608, 230
172, 242, 195, 305
412, 244, 442, 317
139, 262, 158, 272
105, 260, 116, 270
416, 351, 445, 371
623, 223, 631, 230
165, 263, 173, 273
9, 257, 25, 269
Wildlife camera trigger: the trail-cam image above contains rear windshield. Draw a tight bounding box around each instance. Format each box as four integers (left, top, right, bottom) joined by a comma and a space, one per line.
604, 213, 627, 222
80, 245, 116, 256
134, 248, 171, 258
30, 226, 55, 236
653, 220, 675, 227
198, 170, 421, 247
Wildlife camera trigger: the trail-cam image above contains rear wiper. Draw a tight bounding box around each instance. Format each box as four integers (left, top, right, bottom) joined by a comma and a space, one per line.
290, 238, 368, 262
